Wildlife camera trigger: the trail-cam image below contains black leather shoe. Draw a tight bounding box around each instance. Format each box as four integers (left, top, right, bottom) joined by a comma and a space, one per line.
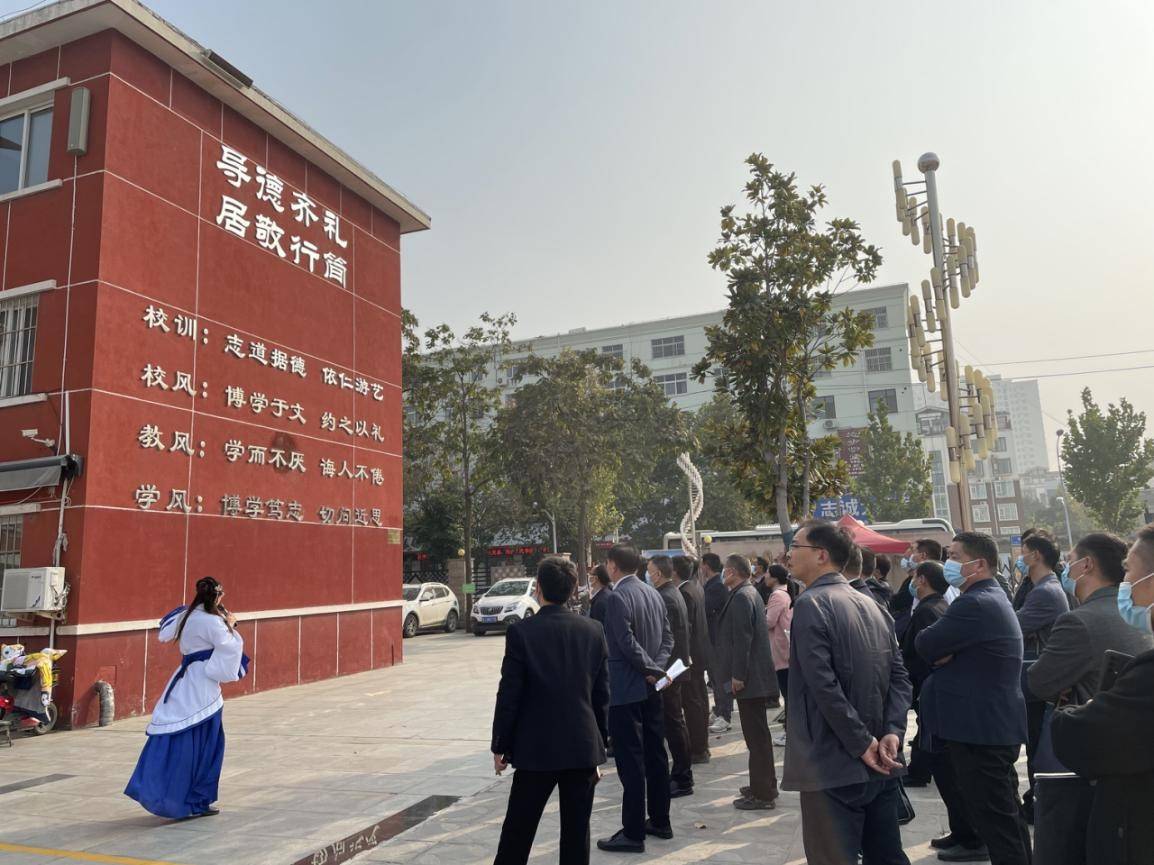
734, 795, 776, 811
937, 845, 990, 862
691, 752, 711, 765
931, 834, 960, 849
597, 830, 645, 853
644, 820, 673, 839
669, 783, 693, 798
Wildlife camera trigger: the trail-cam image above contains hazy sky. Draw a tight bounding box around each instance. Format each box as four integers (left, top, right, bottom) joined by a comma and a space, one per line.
11, 1, 1153, 455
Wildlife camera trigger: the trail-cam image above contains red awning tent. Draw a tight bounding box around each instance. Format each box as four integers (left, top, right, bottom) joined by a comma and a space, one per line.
835, 515, 908, 554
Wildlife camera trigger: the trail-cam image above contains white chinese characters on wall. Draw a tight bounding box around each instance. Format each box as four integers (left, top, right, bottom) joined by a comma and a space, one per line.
214, 144, 349, 287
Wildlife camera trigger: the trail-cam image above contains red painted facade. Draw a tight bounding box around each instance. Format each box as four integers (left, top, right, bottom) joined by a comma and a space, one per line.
0, 26, 411, 726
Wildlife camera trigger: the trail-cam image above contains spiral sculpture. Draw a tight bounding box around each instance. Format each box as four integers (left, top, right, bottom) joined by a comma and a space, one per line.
676, 452, 704, 558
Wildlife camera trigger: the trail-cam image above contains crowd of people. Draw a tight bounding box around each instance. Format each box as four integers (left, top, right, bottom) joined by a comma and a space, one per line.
487, 520, 1154, 865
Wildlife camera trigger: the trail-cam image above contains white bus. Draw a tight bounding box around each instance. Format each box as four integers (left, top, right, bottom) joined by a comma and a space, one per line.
661, 517, 955, 562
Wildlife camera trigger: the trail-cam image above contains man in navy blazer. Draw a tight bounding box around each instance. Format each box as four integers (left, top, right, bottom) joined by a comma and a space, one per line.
598, 543, 675, 853
916, 532, 1031, 865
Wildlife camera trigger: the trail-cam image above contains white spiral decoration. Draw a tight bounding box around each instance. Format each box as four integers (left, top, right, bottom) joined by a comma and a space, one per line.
677, 452, 704, 558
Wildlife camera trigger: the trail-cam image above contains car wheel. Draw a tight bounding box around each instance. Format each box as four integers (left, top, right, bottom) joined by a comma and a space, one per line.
522, 609, 534, 619
403, 614, 419, 639
444, 610, 459, 633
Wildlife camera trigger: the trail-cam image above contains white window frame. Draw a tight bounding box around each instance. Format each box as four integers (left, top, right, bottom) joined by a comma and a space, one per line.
969, 483, 986, 500
972, 503, 991, 523
867, 388, 898, 413
0, 99, 54, 196
994, 480, 1015, 499
864, 347, 893, 372
863, 306, 889, 329
654, 372, 688, 397
0, 291, 40, 399
997, 503, 1019, 522
601, 344, 624, 359
812, 395, 836, 419
651, 335, 685, 359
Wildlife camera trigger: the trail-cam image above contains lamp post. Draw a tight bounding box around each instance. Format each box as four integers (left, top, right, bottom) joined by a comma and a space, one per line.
893, 153, 992, 532
1055, 496, 1074, 549
1055, 430, 1074, 547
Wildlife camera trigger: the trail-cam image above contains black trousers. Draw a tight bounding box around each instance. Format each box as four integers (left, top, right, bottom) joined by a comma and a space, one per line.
493, 767, 599, 865
736, 696, 778, 801
907, 702, 933, 783
609, 693, 670, 841
799, 778, 910, 865
1023, 698, 1046, 805
661, 679, 693, 788
933, 743, 983, 849
681, 664, 710, 757
945, 740, 1032, 865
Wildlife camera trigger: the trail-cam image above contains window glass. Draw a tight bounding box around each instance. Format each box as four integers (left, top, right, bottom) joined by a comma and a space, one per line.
25, 108, 52, 187
0, 114, 24, 194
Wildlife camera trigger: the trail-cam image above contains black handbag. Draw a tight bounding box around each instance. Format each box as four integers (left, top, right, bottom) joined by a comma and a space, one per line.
896, 780, 915, 825
1034, 772, 1092, 865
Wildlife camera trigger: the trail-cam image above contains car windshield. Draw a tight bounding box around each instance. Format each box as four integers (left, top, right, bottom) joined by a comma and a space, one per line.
402, 586, 420, 601
486, 580, 530, 597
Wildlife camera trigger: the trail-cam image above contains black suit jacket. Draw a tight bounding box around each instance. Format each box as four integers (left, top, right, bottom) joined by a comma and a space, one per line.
657, 582, 691, 668
491, 605, 609, 771
1052, 648, 1154, 865
901, 593, 948, 694
678, 578, 711, 672
589, 586, 610, 627
703, 574, 728, 645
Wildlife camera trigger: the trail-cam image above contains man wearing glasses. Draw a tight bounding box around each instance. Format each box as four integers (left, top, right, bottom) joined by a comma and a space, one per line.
780, 520, 913, 865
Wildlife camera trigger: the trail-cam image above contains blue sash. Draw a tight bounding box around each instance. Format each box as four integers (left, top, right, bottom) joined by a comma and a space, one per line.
163, 650, 214, 703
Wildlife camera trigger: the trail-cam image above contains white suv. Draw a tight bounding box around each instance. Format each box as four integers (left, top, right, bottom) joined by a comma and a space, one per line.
471, 578, 539, 636
401, 582, 460, 638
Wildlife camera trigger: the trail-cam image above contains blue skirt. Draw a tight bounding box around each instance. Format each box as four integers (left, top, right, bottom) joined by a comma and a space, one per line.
125, 710, 225, 819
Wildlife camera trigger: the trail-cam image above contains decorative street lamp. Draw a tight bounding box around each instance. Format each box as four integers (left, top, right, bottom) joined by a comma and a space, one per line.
893, 153, 994, 532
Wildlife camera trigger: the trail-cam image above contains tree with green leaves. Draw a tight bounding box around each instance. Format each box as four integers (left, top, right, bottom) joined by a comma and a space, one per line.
402, 311, 518, 576
692, 154, 881, 540
493, 350, 688, 579
849, 401, 933, 522
1061, 388, 1154, 535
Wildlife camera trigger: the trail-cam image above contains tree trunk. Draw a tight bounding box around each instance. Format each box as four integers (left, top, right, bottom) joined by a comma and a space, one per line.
577, 499, 589, 597
461, 390, 472, 581
797, 393, 813, 519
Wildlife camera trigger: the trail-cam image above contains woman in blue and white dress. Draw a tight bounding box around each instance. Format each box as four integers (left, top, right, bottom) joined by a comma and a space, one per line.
125, 576, 249, 819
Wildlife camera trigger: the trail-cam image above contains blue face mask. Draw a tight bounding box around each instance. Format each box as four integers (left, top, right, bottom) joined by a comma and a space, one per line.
1117, 575, 1154, 633
1014, 556, 1027, 578
1059, 557, 1087, 595
900, 557, 912, 571
943, 558, 976, 589
908, 578, 918, 598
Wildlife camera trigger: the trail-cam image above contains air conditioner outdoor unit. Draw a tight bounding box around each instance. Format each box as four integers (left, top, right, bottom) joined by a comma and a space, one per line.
1, 567, 66, 614
822, 419, 838, 430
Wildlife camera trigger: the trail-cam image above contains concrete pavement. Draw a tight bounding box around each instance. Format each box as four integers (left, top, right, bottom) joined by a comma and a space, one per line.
0, 631, 1020, 864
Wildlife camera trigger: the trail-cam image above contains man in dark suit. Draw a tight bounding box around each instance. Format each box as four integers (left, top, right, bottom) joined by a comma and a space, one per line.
899, 561, 949, 788
673, 555, 711, 764
715, 554, 780, 810
491, 557, 609, 865
649, 556, 694, 798
589, 564, 612, 627
916, 532, 1031, 865
1051, 523, 1154, 865
862, 548, 894, 608
700, 552, 733, 732
598, 544, 674, 853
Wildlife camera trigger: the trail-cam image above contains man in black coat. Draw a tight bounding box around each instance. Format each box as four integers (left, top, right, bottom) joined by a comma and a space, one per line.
700, 552, 733, 731
715, 554, 780, 811
492, 557, 609, 865
1051, 524, 1154, 865
674, 555, 711, 764
589, 564, 612, 627
900, 561, 949, 788
649, 556, 694, 797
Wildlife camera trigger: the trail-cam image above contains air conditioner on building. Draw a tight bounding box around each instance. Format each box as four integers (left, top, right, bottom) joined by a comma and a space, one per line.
1, 567, 66, 614
822, 419, 838, 430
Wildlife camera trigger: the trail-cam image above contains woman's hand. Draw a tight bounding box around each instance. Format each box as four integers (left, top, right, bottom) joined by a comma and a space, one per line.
224, 611, 237, 629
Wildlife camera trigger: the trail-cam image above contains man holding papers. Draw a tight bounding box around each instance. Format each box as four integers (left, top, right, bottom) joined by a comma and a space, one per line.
715, 554, 781, 811
598, 543, 675, 853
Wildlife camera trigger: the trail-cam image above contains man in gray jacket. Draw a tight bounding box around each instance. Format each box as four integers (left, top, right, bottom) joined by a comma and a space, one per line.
1027, 532, 1153, 705
782, 520, 913, 865
714, 554, 779, 810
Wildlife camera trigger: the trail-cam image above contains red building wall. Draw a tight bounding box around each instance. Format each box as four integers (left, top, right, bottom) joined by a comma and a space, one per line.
0, 30, 406, 726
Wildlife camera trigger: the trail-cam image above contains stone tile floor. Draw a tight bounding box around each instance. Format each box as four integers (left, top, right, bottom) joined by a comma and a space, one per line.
0, 631, 1024, 864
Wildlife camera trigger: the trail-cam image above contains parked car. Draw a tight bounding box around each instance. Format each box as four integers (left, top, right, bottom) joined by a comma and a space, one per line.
401, 582, 460, 638
471, 578, 539, 636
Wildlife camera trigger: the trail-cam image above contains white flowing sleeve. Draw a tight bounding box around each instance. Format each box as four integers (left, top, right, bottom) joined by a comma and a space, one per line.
157, 606, 187, 644
202, 616, 246, 684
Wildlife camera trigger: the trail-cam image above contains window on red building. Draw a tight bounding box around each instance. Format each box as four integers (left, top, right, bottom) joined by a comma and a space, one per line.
0, 104, 52, 195
0, 294, 38, 398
